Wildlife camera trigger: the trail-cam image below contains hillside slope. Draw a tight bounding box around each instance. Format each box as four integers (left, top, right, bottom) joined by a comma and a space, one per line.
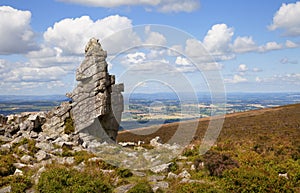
117, 103, 300, 192
118, 103, 300, 146
1, 104, 299, 192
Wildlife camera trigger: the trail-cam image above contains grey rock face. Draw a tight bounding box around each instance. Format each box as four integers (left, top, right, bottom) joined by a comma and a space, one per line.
41, 102, 72, 141
70, 38, 124, 142
0, 114, 7, 126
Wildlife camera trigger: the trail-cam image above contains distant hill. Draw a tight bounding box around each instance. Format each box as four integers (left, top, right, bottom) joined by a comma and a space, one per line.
0, 95, 69, 116
117, 103, 300, 145
0, 95, 68, 102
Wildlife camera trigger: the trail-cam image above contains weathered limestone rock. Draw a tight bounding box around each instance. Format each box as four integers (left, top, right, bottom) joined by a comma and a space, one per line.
150, 163, 173, 173
41, 101, 72, 139
70, 38, 124, 142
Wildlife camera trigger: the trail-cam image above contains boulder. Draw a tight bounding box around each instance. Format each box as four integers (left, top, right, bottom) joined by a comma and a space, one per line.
151, 181, 169, 192
150, 163, 173, 174
35, 150, 51, 162
167, 172, 178, 179
178, 170, 191, 179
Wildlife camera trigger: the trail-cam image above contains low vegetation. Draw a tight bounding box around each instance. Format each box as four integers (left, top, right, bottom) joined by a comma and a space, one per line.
37, 165, 112, 193
64, 116, 75, 134
127, 181, 153, 193
0, 104, 299, 192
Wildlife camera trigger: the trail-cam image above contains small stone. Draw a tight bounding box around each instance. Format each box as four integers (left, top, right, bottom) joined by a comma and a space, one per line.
114, 184, 135, 193
0, 144, 11, 152
35, 142, 54, 152
177, 155, 188, 160
150, 136, 163, 147
101, 169, 114, 174
178, 170, 191, 179
151, 181, 169, 192
190, 164, 196, 171
150, 163, 172, 174
180, 178, 206, 184
148, 175, 166, 182
30, 131, 39, 139
35, 150, 51, 162
64, 157, 75, 165
73, 162, 86, 172
18, 145, 29, 154
13, 163, 26, 169
21, 155, 33, 163
0, 186, 11, 193
14, 169, 23, 176
33, 166, 46, 184
132, 171, 146, 177
0, 136, 11, 143
167, 172, 178, 179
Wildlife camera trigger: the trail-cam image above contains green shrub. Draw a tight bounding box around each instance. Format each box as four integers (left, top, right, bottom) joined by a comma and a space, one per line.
0, 175, 32, 193
86, 158, 116, 170
193, 157, 204, 171
127, 181, 153, 193
117, 168, 133, 178
61, 147, 74, 157
174, 182, 222, 193
37, 166, 112, 193
64, 116, 74, 134
0, 155, 16, 176
12, 138, 39, 156
11, 175, 32, 193
73, 150, 94, 164
169, 161, 179, 172
222, 167, 295, 193
182, 146, 198, 157
203, 151, 239, 177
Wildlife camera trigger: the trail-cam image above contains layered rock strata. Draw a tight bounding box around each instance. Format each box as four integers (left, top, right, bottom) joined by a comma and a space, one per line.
69, 38, 124, 141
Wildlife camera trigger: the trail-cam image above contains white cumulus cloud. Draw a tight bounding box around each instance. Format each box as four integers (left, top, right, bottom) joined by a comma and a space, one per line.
58, 0, 199, 13
269, 1, 300, 36
232, 36, 257, 53
43, 15, 141, 55
184, 38, 223, 71
125, 52, 146, 64
144, 26, 167, 45
238, 64, 248, 72
5, 66, 67, 82
285, 40, 298, 48
0, 6, 37, 55
256, 73, 300, 85
175, 56, 190, 66
258, 41, 283, 52
202, 24, 234, 58
225, 74, 248, 84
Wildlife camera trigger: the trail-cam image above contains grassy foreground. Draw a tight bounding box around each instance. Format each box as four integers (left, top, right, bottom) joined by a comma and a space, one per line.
1, 104, 299, 192
118, 103, 300, 192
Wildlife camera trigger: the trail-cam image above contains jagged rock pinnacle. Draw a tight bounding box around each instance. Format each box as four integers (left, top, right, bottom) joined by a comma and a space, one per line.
70, 38, 124, 142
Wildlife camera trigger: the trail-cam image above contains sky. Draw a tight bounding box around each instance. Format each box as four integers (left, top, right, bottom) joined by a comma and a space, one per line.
0, 0, 300, 95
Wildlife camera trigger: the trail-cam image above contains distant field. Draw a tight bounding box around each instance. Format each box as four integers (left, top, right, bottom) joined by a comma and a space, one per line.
117, 103, 300, 144
0, 95, 69, 115
1, 93, 300, 131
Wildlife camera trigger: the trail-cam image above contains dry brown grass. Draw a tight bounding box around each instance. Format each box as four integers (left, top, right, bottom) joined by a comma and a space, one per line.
117, 103, 300, 146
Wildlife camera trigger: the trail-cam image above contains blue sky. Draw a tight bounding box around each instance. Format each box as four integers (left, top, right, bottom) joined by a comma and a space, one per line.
0, 0, 299, 95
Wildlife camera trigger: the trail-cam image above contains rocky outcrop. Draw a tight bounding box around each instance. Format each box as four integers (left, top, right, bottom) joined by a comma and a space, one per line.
0, 114, 7, 126
41, 101, 72, 140
0, 38, 123, 147
69, 37, 124, 142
